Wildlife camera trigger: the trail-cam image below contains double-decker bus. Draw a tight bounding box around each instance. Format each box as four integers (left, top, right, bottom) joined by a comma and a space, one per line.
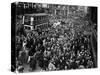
22, 13, 49, 31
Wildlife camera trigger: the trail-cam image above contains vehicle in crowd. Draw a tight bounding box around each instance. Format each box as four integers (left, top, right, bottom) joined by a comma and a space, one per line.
22, 13, 49, 31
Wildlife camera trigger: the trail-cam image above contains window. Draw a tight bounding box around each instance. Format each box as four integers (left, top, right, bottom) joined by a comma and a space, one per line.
24, 26, 27, 29
35, 17, 38, 21
27, 27, 31, 30
24, 16, 31, 25
24, 26, 31, 30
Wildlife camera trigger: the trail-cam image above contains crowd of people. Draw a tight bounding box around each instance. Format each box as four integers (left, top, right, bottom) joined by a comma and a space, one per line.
15, 18, 95, 72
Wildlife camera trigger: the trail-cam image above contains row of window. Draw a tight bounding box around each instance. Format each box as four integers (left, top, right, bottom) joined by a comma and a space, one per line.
34, 16, 48, 21
24, 26, 31, 30
33, 19, 48, 25
24, 22, 48, 30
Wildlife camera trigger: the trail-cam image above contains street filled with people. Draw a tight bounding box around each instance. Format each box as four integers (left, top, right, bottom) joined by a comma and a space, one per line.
15, 16, 96, 72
